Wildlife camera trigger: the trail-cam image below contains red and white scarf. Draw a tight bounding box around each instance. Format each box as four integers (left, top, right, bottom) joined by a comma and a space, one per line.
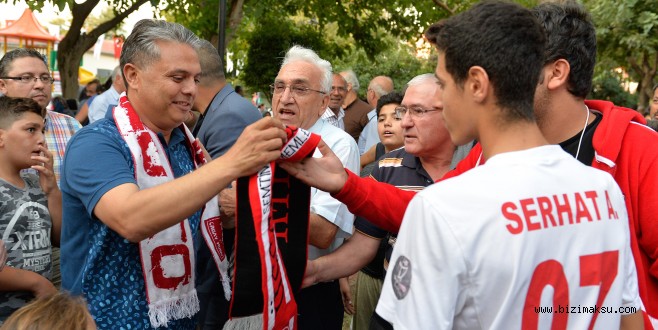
229, 126, 320, 330
113, 94, 230, 328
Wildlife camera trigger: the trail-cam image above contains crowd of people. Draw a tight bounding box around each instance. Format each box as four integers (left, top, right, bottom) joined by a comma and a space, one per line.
0, 0, 657, 329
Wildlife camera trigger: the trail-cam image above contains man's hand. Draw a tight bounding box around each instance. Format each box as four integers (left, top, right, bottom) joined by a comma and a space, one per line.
339, 277, 355, 315
278, 140, 348, 194
218, 180, 236, 229
302, 259, 320, 288
31, 146, 57, 196
222, 117, 287, 178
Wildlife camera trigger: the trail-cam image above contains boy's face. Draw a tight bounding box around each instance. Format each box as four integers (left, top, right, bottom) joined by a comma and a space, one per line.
435, 52, 477, 146
0, 112, 46, 169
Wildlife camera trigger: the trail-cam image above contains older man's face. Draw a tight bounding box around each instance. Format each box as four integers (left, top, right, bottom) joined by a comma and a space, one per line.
0, 56, 52, 110
328, 74, 347, 111
401, 77, 452, 158
124, 40, 201, 131
272, 61, 328, 130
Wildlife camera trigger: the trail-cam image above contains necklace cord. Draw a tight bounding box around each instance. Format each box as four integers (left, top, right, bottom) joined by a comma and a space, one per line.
574, 105, 590, 160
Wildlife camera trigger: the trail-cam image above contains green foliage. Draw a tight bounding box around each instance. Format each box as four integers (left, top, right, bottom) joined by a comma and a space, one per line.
590, 70, 638, 109
239, 16, 337, 100
160, 0, 219, 41
333, 40, 437, 98
585, 0, 658, 107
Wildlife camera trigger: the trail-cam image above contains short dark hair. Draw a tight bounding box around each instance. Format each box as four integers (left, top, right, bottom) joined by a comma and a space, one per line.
531, 2, 596, 99
197, 39, 226, 84
120, 19, 201, 83
0, 48, 48, 77
0, 96, 45, 129
86, 79, 102, 93
425, 0, 545, 121
376, 91, 404, 117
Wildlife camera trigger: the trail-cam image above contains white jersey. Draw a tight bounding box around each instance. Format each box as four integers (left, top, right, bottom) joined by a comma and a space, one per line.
376, 145, 641, 329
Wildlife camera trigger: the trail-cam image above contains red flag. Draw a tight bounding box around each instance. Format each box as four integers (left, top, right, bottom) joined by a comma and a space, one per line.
113, 36, 124, 59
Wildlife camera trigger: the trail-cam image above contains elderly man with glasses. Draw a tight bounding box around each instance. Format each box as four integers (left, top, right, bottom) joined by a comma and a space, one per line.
270, 45, 360, 328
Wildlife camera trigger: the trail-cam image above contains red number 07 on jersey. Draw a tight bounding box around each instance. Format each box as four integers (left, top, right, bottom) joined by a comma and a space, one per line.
522, 250, 618, 329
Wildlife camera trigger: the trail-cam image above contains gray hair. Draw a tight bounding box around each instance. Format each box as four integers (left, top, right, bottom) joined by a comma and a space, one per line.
281, 45, 333, 94
120, 19, 202, 78
407, 73, 438, 87
197, 39, 225, 84
111, 65, 121, 82
368, 78, 393, 98
340, 69, 360, 92
0, 48, 47, 76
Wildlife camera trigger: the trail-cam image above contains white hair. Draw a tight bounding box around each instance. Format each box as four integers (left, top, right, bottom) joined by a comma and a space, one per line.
340, 69, 360, 92
281, 45, 333, 94
407, 73, 438, 87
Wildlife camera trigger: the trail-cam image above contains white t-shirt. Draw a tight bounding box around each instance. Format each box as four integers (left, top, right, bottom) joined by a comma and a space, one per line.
376, 145, 641, 329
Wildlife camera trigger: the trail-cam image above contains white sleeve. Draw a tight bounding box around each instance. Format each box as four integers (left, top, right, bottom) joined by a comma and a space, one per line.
376, 193, 468, 329
310, 135, 360, 238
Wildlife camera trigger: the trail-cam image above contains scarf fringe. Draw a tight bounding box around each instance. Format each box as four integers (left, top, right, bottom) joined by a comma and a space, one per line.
223, 313, 263, 330
147, 289, 200, 328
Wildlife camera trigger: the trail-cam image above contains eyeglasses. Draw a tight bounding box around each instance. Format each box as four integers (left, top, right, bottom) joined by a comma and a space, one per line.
394, 106, 440, 119
1, 75, 54, 85
270, 83, 326, 97
331, 86, 346, 93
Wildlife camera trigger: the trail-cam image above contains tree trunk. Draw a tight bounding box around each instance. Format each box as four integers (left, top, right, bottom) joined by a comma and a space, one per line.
633, 53, 658, 112
57, 43, 92, 100
226, 0, 245, 46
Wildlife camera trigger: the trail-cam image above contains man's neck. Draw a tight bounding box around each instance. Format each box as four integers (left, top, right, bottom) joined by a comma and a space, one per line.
537, 96, 591, 145
419, 153, 453, 182
196, 81, 226, 115
342, 92, 357, 109
328, 106, 341, 116
127, 95, 174, 143
479, 118, 548, 161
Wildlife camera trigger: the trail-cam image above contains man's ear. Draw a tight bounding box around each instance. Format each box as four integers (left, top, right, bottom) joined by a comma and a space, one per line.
0, 79, 8, 95
545, 59, 570, 91
466, 66, 490, 104
123, 63, 139, 91
319, 94, 330, 116
0, 129, 6, 147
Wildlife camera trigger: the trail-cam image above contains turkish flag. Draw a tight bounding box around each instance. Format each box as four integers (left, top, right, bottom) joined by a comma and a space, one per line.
113, 36, 124, 59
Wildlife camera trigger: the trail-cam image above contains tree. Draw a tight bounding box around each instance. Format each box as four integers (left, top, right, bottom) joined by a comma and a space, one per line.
162, 0, 468, 58
22, 0, 153, 99
332, 38, 437, 98
590, 69, 638, 109
162, 0, 543, 94
585, 0, 658, 110
240, 16, 335, 99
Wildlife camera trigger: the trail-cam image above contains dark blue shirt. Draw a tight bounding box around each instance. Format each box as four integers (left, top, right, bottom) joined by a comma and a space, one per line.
355, 148, 433, 278
60, 115, 201, 330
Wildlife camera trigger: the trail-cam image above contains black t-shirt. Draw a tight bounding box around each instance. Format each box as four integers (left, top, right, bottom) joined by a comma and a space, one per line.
558, 112, 601, 165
